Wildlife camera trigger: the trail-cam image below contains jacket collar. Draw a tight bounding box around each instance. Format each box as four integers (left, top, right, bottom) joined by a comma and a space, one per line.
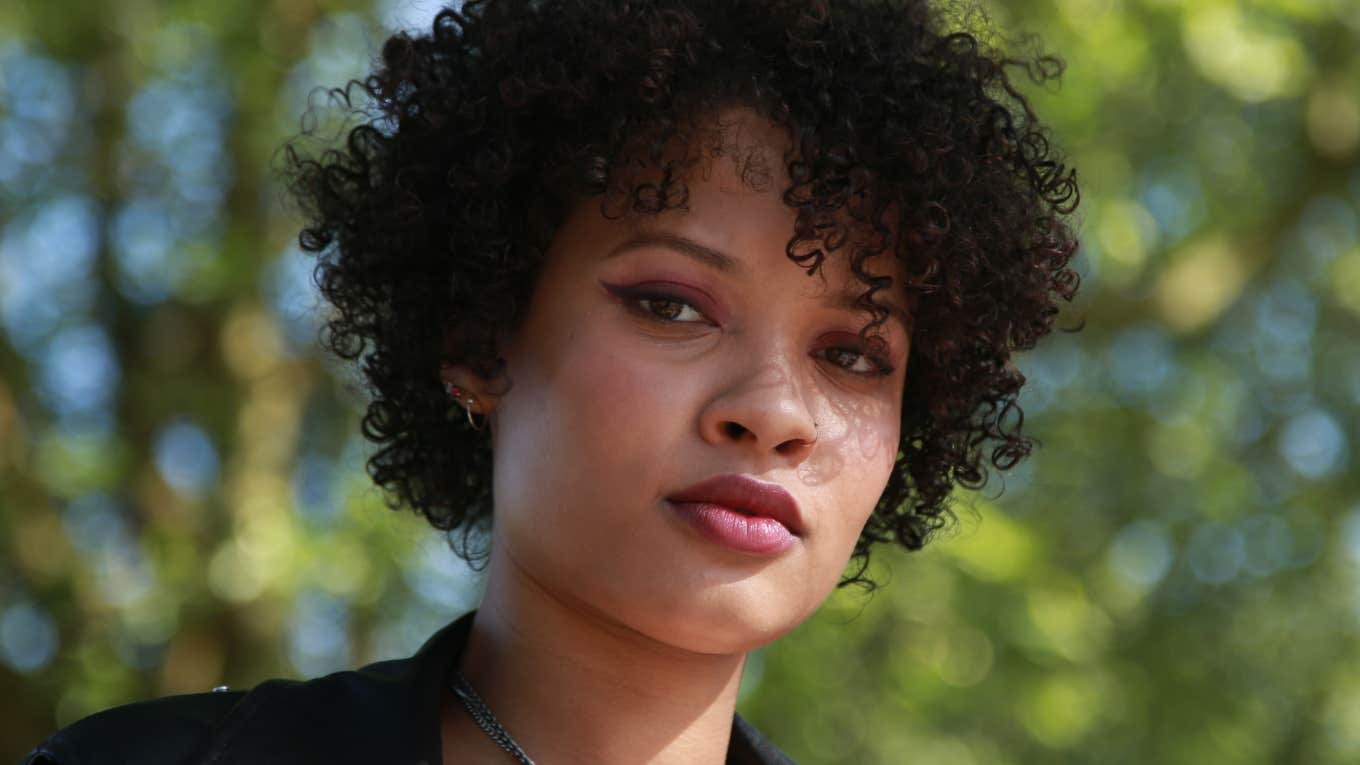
209, 609, 794, 764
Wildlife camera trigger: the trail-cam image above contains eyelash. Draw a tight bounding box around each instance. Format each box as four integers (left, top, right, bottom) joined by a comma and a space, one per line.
612, 286, 895, 378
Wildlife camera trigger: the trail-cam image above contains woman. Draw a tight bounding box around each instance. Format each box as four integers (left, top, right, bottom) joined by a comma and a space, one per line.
25, 0, 1078, 762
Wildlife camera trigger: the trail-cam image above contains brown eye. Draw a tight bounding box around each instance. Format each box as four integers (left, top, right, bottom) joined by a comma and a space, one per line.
601, 282, 713, 325
641, 297, 690, 321
819, 347, 893, 377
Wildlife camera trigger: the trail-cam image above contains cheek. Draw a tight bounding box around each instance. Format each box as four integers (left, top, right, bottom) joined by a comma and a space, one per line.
556, 337, 684, 459
869, 417, 901, 490
855, 414, 901, 519
804, 403, 900, 553
494, 320, 689, 522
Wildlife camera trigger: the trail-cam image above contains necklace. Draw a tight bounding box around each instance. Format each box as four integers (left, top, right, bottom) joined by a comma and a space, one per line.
448, 668, 539, 765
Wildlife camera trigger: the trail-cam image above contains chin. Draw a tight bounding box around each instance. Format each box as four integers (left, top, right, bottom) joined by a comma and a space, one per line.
622, 577, 824, 656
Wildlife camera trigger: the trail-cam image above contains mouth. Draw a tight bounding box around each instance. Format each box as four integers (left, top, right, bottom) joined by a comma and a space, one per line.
666, 473, 805, 535
665, 500, 798, 556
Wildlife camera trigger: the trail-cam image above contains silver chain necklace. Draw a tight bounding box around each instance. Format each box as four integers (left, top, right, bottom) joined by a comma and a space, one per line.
449, 668, 539, 765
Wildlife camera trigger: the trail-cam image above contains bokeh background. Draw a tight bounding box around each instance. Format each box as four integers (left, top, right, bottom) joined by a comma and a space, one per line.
2, 0, 1359, 762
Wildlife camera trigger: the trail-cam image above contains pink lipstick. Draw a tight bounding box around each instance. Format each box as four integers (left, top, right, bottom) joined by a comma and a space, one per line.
665, 473, 804, 556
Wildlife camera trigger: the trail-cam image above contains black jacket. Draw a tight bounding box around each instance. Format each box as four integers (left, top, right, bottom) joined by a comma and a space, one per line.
22, 610, 796, 764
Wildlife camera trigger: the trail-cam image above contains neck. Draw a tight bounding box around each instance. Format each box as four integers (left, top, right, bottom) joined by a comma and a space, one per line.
440, 546, 748, 765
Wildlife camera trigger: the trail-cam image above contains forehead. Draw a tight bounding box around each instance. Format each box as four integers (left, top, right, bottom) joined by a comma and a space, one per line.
608, 107, 910, 314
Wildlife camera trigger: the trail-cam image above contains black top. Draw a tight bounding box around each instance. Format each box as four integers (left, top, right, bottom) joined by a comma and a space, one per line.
22, 610, 796, 764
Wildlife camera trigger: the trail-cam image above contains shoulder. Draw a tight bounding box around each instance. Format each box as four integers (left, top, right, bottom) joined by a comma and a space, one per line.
22, 668, 437, 765
21, 670, 429, 765
21, 689, 248, 765
22, 613, 472, 765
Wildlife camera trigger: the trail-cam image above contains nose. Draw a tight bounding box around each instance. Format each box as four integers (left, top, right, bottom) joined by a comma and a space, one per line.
698, 353, 818, 460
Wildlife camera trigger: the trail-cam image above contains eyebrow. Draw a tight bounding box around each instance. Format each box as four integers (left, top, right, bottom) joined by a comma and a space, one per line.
607, 231, 741, 273
605, 231, 913, 331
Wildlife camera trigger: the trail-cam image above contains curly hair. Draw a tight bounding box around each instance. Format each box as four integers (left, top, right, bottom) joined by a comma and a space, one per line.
283, 0, 1080, 588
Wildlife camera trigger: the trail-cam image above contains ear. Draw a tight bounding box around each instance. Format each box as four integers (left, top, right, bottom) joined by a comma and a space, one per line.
439, 363, 502, 415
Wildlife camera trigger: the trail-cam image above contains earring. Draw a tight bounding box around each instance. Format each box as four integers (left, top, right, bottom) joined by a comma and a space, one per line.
444, 382, 487, 431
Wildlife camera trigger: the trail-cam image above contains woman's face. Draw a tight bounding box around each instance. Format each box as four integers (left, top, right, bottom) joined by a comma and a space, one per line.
485, 110, 910, 654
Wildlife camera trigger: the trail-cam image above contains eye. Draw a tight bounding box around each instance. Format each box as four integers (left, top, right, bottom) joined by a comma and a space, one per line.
603, 282, 714, 325
634, 294, 707, 323
818, 346, 894, 377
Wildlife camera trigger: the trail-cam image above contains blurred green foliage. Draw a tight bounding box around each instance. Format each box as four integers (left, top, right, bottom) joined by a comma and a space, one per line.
1, 0, 1358, 762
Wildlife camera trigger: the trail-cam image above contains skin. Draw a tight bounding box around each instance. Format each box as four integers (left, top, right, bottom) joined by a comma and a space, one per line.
439, 108, 911, 764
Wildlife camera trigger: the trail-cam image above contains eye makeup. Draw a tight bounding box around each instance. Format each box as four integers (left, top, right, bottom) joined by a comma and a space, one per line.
601, 280, 898, 378
601, 281, 721, 326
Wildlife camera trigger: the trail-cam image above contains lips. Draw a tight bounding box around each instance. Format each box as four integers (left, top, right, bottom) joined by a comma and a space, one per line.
666, 473, 806, 537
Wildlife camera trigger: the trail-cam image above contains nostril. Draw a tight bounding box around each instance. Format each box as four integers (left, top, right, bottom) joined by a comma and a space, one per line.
723, 421, 748, 439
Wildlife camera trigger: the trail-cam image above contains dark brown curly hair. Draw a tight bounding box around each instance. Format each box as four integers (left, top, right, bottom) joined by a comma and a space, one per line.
282, 0, 1080, 588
